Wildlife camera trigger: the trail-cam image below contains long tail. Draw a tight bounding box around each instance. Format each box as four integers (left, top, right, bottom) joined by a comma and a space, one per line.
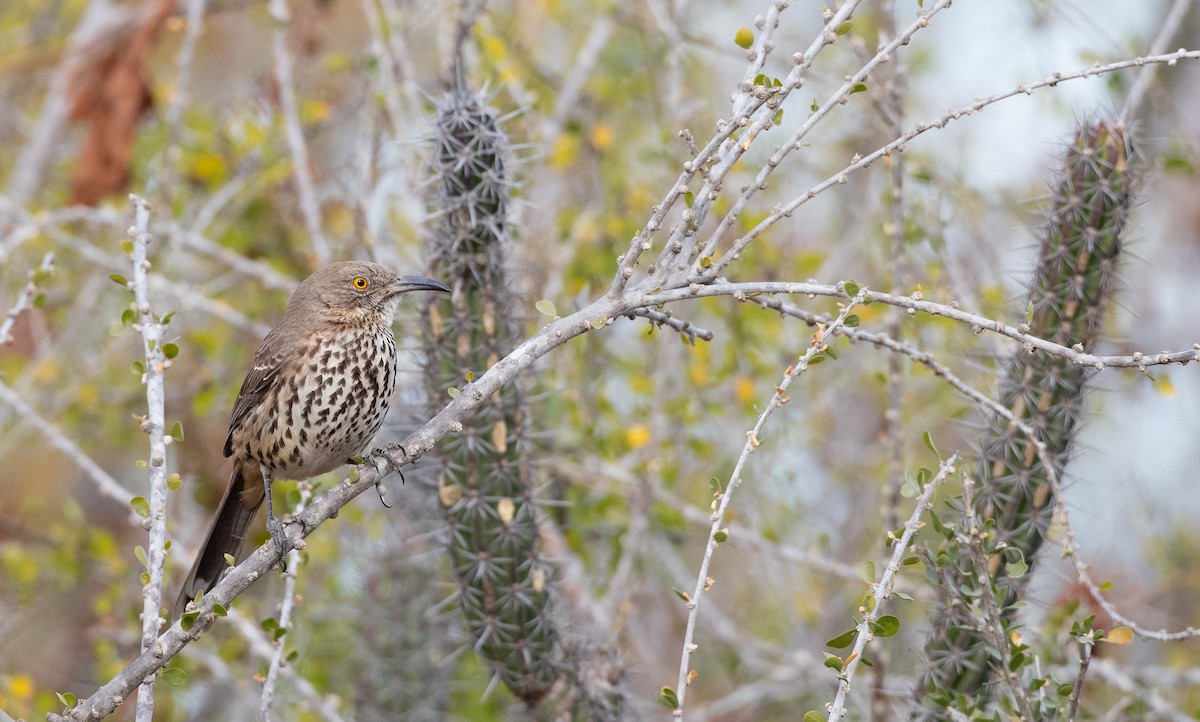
174, 463, 265, 618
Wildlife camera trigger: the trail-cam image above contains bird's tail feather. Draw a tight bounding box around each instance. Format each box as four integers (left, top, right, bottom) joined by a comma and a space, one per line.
174, 464, 264, 619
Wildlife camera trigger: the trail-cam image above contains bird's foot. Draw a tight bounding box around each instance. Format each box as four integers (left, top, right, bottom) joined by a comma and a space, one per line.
264, 515, 293, 572
367, 446, 407, 508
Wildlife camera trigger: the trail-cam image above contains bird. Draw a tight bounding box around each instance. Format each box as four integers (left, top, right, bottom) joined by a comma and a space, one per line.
175, 261, 450, 617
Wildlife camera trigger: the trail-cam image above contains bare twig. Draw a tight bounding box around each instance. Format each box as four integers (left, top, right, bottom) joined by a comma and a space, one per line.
1120, 0, 1195, 120
703, 49, 1200, 281
156, 0, 208, 200
624, 307, 714, 342
269, 0, 331, 265
0, 252, 54, 346
697, 0, 955, 280
0, 380, 138, 524
641, 280, 1200, 371
260, 480, 312, 719
128, 196, 172, 722
674, 289, 868, 718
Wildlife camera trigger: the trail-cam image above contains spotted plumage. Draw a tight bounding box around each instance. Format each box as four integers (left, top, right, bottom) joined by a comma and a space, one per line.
176, 261, 450, 616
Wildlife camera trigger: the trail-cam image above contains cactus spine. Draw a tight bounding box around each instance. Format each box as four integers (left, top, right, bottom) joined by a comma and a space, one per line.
422, 79, 558, 704
914, 121, 1136, 717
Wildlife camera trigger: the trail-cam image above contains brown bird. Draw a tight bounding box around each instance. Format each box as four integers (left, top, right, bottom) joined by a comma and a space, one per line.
175, 261, 450, 617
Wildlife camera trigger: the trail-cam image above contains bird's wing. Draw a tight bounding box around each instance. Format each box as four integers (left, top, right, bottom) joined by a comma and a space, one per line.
223, 328, 297, 458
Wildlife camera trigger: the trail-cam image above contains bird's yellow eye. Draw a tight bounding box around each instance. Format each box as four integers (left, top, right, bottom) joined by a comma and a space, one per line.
352, 276, 369, 290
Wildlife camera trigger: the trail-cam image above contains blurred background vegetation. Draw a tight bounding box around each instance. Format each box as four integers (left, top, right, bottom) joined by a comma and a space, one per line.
2, 0, 1200, 720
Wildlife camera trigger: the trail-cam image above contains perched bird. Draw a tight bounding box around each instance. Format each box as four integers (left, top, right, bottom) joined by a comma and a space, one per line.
175, 261, 450, 617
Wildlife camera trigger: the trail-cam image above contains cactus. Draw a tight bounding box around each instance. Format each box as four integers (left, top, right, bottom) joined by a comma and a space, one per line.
913, 121, 1136, 717
421, 78, 558, 704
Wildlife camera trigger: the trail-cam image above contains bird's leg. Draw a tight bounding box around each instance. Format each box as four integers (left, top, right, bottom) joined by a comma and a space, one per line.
261, 465, 288, 572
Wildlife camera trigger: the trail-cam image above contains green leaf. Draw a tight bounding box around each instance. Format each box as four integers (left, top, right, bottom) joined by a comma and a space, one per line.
772, 109, 784, 125
33, 292, 47, 309
180, 611, 198, 631
699, 256, 712, 268
131, 360, 145, 375
826, 628, 858, 648
166, 473, 182, 490
161, 667, 187, 686
212, 603, 228, 617
822, 652, 843, 670
134, 545, 148, 568
872, 615, 900, 637
56, 692, 77, 709
108, 273, 128, 287
922, 430, 939, 458
835, 20, 853, 35
850, 83, 868, 94
170, 421, 185, 442
843, 314, 860, 328
121, 307, 137, 327
286, 650, 299, 663
713, 529, 728, 543
120, 239, 134, 254
861, 560, 875, 583
447, 387, 461, 398
223, 553, 235, 566
672, 588, 692, 603
162, 342, 179, 359
810, 98, 819, 112
804, 712, 825, 722
734, 27, 754, 49
656, 686, 680, 708
261, 617, 279, 631
684, 190, 695, 208
842, 280, 861, 296
535, 299, 557, 317
130, 496, 150, 518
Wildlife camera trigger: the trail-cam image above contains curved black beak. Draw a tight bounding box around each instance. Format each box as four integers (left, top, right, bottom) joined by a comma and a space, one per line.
391, 274, 451, 295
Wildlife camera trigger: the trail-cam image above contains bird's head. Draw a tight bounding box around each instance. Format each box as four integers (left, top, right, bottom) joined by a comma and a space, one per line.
285, 261, 450, 326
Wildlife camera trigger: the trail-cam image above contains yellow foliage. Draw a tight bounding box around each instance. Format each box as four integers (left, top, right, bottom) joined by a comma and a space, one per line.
735, 376, 755, 403
626, 424, 651, 449
551, 135, 580, 168
188, 152, 227, 184
33, 358, 59, 383
590, 124, 614, 151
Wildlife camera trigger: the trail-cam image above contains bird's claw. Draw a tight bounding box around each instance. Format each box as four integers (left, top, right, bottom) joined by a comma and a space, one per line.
265, 515, 308, 572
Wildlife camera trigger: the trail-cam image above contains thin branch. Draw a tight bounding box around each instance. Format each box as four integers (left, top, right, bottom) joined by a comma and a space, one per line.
129, 196, 171, 722
0, 252, 54, 346
269, 0, 331, 265
225, 611, 348, 722
260, 480, 313, 719
623, 307, 714, 342
1120, 0, 1195, 120
703, 50, 1200, 281
1067, 639, 1093, 722
612, 0, 870, 294
0, 380, 138, 524
156, 0, 207, 201
641, 280, 1200, 370
825, 455, 956, 720
675, 289, 868, 718
955, 474, 1036, 720
697, 0, 955, 279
